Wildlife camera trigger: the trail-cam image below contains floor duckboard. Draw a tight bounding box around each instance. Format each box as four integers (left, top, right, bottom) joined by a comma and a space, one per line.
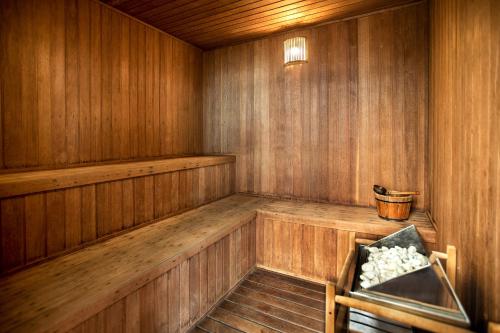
194, 269, 326, 333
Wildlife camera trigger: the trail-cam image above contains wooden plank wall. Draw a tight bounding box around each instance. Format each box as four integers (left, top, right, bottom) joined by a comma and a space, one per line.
256, 216, 360, 283
429, 0, 500, 328
203, 2, 428, 210
68, 219, 256, 333
0, 163, 235, 274
256, 215, 436, 283
0, 0, 202, 170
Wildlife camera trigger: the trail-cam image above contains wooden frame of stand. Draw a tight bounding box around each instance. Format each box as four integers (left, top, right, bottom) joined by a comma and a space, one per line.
325, 234, 472, 333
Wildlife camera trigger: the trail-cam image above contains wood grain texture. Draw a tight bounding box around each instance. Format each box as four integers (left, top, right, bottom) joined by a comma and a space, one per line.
255, 214, 434, 282
68, 221, 256, 333
256, 198, 436, 243
203, 2, 428, 210
101, 0, 419, 49
0, 0, 202, 170
0, 194, 435, 332
0, 155, 234, 198
196, 269, 325, 333
0, 162, 235, 273
0, 197, 259, 333
429, 0, 500, 328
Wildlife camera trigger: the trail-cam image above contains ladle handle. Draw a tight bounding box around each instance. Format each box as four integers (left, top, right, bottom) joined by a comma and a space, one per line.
387, 190, 420, 195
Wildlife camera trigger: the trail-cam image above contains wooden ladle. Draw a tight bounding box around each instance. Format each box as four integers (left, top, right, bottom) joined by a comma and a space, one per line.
373, 185, 420, 196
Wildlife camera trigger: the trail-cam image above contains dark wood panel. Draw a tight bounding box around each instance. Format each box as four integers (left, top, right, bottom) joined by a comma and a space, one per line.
241, 279, 325, 310
429, 0, 500, 328
253, 268, 326, 293
0, 162, 235, 273
203, 2, 428, 210
234, 285, 325, 322
102, 0, 419, 49
0, 0, 202, 170
198, 317, 242, 333
197, 269, 325, 332
227, 292, 324, 332
210, 307, 277, 333
246, 269, 325, 300
219, 300, 317, 333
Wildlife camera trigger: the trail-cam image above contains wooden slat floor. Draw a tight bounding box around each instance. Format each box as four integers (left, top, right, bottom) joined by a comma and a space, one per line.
192, 269, 326, 333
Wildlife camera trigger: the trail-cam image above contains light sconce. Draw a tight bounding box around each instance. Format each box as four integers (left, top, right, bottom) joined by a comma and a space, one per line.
284, 37, 307, 65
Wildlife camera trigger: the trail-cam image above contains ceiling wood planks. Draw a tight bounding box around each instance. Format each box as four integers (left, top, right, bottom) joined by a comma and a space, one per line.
101, 0, 419, 49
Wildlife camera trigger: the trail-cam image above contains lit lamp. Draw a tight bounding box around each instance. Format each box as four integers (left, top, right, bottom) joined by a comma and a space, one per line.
284, 37, 307, 65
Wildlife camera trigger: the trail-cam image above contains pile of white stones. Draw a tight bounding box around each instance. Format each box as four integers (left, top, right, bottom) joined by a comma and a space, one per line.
359, 245, 429, 289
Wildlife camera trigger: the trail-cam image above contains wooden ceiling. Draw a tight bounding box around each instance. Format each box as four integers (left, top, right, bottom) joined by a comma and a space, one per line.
102, 0, 419, 49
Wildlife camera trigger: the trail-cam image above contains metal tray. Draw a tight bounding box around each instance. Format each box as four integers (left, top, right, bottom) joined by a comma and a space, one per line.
350, 225, 470, 327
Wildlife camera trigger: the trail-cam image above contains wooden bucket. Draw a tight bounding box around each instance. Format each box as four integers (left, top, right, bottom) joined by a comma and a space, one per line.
374, 192, 412, 220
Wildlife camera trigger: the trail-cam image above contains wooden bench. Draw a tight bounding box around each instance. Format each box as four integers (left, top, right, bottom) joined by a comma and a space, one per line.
0, 155, 236, 274
0, 194, 436, 333
255, 196, 436, 283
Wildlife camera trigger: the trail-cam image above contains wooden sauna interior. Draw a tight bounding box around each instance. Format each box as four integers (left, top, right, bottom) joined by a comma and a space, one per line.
0, 0, 498, 332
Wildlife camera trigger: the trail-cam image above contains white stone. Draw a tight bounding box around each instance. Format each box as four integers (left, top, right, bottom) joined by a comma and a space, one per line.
361, 262, 374, 272
359, 245, 429, 288
360, 280, 371, 289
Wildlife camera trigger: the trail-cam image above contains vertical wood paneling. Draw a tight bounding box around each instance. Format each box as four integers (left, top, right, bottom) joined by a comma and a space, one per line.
138, 281, 155, 333
154, 272, 168, 332
33, 0, 51, 166
256, 217, 427, 283
103, 299, 125, 333
179, 260, 190, 331
89, 0, 102, 163
167, 265, 180, 333
0, 163, 235, 274
429, 0, 500, 327
207, 243, 216, 307
64, 187, 82, 248
124, 290, 140, 333
336, 230, 351, 277
65, 0, 79, 164
203, 2, 428, 210
69, 220, 257, 333
51, 0, 67, 166
109, 181, 124, 234
46, 191, 66, 255
199, 248, 208, 315
189, 254, 200, 326
0, 198, 25, 271
96, 182, 111, 237
0, 0, 203, 170
81, 185, 96, 242
78, 0, 91, 163
24, 194, 46, 263
122, 179, 134, 229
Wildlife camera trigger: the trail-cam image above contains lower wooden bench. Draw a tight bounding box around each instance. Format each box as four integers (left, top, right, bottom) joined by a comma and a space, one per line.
0, 195, 266, 333
0, 194, 436, 333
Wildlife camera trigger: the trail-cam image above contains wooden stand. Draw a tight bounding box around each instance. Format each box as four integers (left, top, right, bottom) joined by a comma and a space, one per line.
325, 235, 471, 333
